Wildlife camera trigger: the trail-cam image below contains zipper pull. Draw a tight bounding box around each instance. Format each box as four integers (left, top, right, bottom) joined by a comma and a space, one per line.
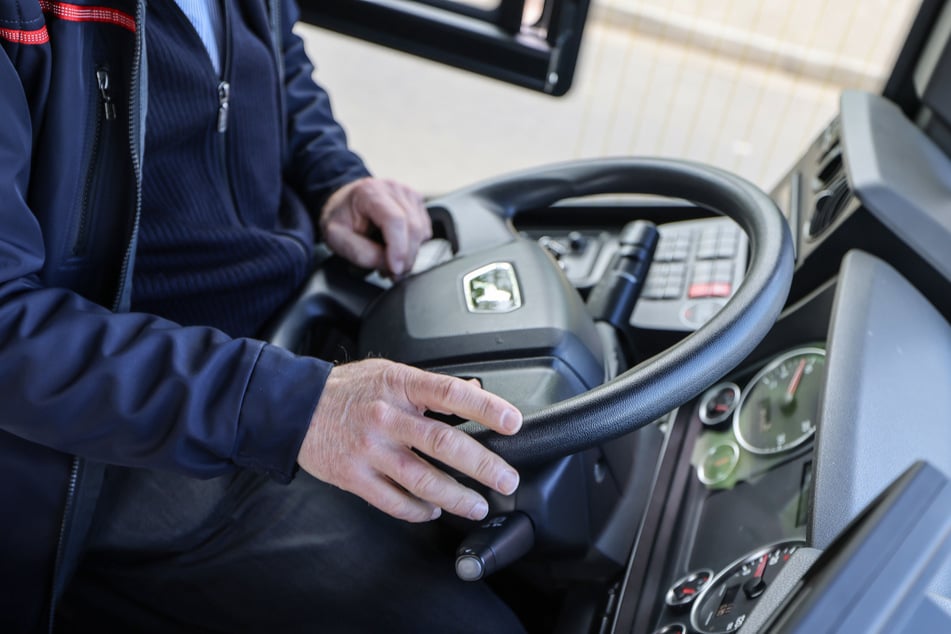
217, 81, 230, 133
96, 69, 116, 121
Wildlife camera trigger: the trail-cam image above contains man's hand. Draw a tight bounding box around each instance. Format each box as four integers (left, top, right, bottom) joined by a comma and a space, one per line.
320, 177, 432, 277
298, 359, 522, 523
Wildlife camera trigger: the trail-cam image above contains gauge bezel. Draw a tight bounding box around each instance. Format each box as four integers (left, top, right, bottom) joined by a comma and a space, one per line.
689, 539, 806, 634
698, 442, 739, 486
732, 346, 826, 455
665, 568, 714, 608
698, 382, 741, 426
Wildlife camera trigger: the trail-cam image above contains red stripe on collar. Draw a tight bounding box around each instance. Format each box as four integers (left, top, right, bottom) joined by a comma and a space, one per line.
0, 25, 50, 45
40, 1, 136, 33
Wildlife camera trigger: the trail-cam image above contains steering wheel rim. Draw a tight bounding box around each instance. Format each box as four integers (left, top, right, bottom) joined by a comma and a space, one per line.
424, 158, 795, 467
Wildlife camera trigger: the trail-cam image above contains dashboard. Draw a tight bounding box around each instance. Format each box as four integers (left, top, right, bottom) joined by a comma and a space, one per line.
516, 210, 829, 634
274, 4, 951, 631
271, 92, 951, 632
503, 80, 951, 632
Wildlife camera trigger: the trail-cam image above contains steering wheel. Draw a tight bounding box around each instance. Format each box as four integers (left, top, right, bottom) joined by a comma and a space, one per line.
270, 158, 794, 468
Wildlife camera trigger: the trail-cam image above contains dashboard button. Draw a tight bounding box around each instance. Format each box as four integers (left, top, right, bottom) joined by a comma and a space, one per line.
709, 282, 732, 297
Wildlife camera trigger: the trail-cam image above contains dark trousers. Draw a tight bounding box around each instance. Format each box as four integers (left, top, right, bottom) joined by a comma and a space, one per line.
57, 466, 525, 633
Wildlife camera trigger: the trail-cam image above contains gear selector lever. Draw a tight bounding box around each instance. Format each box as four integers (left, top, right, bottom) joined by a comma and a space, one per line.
455, 512, 534, 581
585, 220, 659, 330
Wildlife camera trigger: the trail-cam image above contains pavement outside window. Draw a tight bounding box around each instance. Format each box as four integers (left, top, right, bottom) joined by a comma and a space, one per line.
297, 0, 917, 195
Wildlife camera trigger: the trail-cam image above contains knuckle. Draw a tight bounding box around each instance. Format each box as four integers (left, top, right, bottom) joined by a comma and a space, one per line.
409, 467, 441, 497
443, 491, 473, 516
379, 360, 405, 387
364, 486, 412, 522
392, 499, 428, 523
439, 377, 466, 406
368, 400, 390, 426
383, 209, 407, 229
430, 425, 461, 457
376, 495, 408, 519
413, 217, 431, 241
473, 452, 497, 481
354, 427, 376, 453
474, 394, 493, 421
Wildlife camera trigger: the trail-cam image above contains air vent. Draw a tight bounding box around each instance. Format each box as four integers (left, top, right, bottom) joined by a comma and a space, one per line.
816, 144, 843, 185
809, 177, 851, 238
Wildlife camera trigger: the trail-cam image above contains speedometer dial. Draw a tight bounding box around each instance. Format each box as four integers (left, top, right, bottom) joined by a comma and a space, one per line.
690, 540, 804, 634
733, 347, 825, 455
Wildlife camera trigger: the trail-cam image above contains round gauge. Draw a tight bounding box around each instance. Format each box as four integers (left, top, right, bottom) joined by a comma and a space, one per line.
666, 569, 713, 608
699, 383, 741, 427
733, 347, 825, 455
698, 442, 739, 486
690, 540, 804, 634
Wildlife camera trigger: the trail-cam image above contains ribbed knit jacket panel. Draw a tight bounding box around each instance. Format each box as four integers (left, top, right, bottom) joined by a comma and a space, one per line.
133, 0, 313, 337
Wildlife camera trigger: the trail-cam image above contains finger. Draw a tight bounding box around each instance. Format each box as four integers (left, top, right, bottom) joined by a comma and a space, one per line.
323, 222, 386, 270
389, 183, 432, 246
358, 188, 411, 276
381, 447, 490, 520
408, 370, 522, 435
349, 469, 441, 523
395, 413, 520, 496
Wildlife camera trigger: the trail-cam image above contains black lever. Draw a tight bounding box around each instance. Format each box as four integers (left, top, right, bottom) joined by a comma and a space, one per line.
585, 220, 658, 331
455, 512, 534, 581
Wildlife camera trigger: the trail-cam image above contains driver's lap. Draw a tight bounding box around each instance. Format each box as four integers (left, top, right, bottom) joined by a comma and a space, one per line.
56, 466, 524, 633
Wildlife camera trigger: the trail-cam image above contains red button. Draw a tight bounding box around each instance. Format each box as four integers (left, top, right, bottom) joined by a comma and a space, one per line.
688, 283, 712, 298
689, 282, 732, 298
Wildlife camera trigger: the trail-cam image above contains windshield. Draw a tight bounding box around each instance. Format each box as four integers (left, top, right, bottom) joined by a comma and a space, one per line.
298, 0, 918, 194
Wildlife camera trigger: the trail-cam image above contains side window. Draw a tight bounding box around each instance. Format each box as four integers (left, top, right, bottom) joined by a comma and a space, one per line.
295, 0, 591, 96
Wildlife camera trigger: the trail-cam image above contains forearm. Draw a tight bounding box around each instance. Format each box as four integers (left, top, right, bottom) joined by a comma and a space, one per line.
281, 0, 370, 215
0, 280, 330, 482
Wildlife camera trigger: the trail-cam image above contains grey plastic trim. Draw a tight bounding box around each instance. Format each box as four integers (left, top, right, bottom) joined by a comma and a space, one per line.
741, 548, 822, 634
839, 90, 951, 281
811, 250, 951, 549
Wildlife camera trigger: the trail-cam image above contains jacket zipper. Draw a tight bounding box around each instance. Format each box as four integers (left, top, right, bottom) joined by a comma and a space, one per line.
168, 0, 239, 221
73, 68, 116, 256
217, 79, 230, 133
111, 0, 144, 316
47, 458, 81, 633
217, 0, 242, 225
48, 0, 145, 626
97, 68, 117, 121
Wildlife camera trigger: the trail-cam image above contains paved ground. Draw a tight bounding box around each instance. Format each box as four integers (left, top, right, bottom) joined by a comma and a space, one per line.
295, 0, 917, 196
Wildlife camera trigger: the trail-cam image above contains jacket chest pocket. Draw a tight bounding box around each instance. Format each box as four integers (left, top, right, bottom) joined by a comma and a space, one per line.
54, 49, 136, 304
71, 66, 119, 257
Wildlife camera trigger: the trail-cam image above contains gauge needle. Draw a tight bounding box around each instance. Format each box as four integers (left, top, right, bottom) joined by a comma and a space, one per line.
743, 555, 769, 599
783, 359, 807, 407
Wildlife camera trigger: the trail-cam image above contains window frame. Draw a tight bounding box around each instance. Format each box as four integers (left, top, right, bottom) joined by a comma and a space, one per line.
295, 0, 591, 96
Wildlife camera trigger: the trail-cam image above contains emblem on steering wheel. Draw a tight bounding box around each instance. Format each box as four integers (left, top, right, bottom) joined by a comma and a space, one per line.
463, 262, 523, 313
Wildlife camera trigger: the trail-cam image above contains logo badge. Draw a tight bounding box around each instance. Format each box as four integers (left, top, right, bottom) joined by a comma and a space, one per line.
463, 262, 522, 313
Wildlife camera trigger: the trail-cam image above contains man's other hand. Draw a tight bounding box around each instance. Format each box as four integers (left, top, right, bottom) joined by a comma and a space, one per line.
320, 177, 432, 277
298, 359, 523, 523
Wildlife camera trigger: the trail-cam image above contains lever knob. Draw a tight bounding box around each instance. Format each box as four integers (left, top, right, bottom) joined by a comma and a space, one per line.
455, 512, 534, 581
586, 220, 659, 329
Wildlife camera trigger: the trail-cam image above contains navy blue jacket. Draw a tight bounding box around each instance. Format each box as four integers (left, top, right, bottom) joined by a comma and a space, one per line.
0, 1, 370, 629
